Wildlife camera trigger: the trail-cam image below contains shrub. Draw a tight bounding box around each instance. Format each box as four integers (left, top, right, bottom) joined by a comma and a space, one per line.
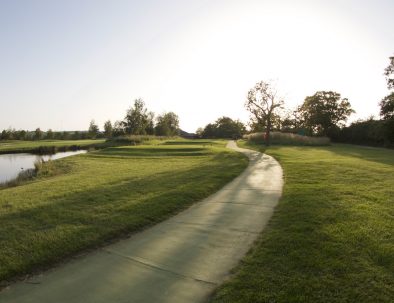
34, 159, 55, 177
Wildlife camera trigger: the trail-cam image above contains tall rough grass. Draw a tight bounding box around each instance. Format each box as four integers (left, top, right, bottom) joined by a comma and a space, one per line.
106, 135, 175, 145
0, 159, 67, 189
245, 132, 330, 146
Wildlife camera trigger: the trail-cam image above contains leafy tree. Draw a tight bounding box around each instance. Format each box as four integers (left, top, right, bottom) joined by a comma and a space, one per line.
201, 123, 217, 138
214, 116, 245, 138
15, 130, 27, 140
196, 127, 204, 138
201, 117, 246, 139
245, 80, 284, 145
155, 112, 180, 136
298, 91, 354, 136
123, 99, 153, 135
88, 120, 100, 138
380, 93, 394, 120
46, 129, 54, 140
384, 55, 394, 90
113, 120, 125, 137
34, 128, 43, 140
72, 131, 81, 140
103, 120, 113, 138
1, 129, 9, 140
62, 131, 71, 140
145, 111, 155, 135
280, 109, 304, 133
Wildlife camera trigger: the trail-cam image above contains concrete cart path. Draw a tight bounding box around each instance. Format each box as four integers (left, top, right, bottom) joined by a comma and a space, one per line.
0, 141, 283, 303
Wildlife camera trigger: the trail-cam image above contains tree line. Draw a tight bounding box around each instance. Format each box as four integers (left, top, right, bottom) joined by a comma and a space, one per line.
199, 55, 394, 147
198, 87, 355, 143
1, 99, 180, 141
332, 55, 394, 146
2, 55, 393, 147
87, 99, 180, 138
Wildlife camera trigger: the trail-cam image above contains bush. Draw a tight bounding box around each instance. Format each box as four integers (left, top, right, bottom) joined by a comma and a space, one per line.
332, 119, 393, 148
34, 159, 55, 177
245, 132, 330, 146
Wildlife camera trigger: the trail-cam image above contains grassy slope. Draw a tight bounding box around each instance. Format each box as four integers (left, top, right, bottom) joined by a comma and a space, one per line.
211, 141, 394, 303
0, 140, 248, 283
0, 139, 106, 153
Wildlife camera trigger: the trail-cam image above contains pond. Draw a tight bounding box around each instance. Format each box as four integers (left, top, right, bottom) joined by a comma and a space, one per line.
0, 150, 87, 184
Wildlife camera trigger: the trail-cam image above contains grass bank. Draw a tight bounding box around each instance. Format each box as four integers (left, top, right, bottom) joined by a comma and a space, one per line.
0, 139, 106, 154
0, 140, 248, 284
211, 141, 394, 303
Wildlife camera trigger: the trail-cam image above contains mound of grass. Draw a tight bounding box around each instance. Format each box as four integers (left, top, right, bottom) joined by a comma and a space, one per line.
245, 132, 330, 146
0, 140, 248, 284
211, 141, 394, 303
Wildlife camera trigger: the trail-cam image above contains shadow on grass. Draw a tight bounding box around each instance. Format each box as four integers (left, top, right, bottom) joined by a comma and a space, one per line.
326, 144, 394, 166
0, 152, 246, 283
213, 182, 393, 302
211, 145, 394, 303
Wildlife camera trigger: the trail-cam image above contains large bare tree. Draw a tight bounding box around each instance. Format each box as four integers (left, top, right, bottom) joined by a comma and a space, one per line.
245, 80, 284, 145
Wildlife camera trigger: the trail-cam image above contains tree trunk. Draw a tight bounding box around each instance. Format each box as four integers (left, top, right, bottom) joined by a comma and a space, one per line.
265, 118, 271, 146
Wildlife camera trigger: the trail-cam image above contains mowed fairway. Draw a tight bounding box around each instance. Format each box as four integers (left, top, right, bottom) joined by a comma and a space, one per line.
211, 142, 394, 303
0, 140, 248, 283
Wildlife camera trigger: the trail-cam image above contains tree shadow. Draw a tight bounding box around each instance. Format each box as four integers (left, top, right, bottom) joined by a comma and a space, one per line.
0, 153, 244, 282
321, 144, 394, 166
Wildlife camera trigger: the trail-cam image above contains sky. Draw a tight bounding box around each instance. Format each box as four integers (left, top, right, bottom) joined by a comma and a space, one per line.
1, 0, 393, 133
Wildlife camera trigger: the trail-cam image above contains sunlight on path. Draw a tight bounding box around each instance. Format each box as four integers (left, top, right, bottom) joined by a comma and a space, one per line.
0, 141, 283, 303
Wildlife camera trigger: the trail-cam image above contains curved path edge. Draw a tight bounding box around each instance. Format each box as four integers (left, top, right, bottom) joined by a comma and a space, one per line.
0, 141, 283, 303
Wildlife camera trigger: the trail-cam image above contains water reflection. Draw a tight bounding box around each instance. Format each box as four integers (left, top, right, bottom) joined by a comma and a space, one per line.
0, 150, 86, 183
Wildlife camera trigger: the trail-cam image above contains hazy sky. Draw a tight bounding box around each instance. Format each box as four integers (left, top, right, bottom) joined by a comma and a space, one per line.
1, 0, 393, 132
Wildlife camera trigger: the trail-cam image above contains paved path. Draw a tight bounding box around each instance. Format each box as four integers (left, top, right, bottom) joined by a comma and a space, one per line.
0, 141, 283, 303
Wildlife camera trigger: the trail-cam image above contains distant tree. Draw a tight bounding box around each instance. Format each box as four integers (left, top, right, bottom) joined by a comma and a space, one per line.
15, 130, 27, 140
103, 120, 113, 138
113, 120, 125, 137
245, 80, 284, 145
155, 112, 180, 136
80, 131, 88, 140
196, 127, 204, 138
34, 128, 43, 140
298, 91, 354, 136
280, 109, 303, 133
2, 128, 15, 140
146, 111, 155, 135
380, 93, 394, 120
201, 123, 217, 138
215, 116, 245, 138
123, 99, 153, 135
72, 131, 81, 140
46, 129, 54, 140
201, 117, 246, 139
384, 55, 394, 90
88, 120, 100, 138
1, 129, 8, 140
61, 131, 71, 140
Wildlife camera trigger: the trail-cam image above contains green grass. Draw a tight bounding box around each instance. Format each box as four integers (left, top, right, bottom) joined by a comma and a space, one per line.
0, 140, 248, 284
211, 140, 394, 303
0, 139, 106, 154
